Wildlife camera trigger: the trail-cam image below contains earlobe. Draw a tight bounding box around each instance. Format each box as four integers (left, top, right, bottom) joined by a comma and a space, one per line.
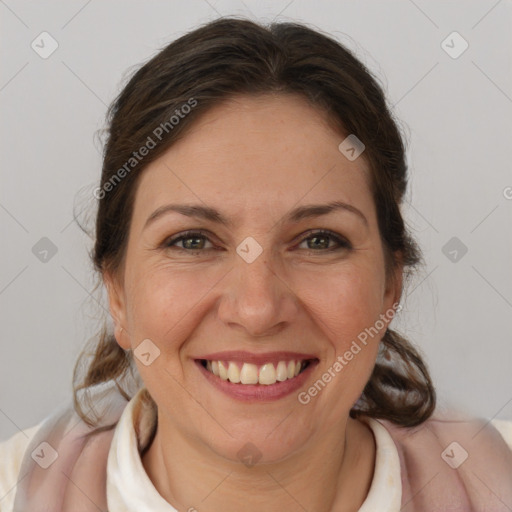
379, 267, 403, 339
391, 265, 404, 306
103, 272, 130, 350
383, 256, 404, 315
113, 325, 130, 350
390, 249, 404, 296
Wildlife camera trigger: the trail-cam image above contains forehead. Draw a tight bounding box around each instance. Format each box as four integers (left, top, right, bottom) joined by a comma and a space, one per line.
132, 93, 374, 228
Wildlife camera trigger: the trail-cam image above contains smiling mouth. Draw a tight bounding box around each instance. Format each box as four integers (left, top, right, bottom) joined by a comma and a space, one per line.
198, 358, 315, 386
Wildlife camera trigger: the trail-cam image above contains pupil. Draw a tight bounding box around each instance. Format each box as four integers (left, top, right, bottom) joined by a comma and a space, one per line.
185, 237, 203, 249
309, 236, 329, 250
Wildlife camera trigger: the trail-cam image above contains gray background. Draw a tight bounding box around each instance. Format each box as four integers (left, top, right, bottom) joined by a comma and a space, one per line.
1, 0, 511, 441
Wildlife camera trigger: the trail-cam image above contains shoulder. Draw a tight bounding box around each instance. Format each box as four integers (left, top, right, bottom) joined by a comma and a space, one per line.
383, 410, 512, 459
0, 422, 44, 511
490, 418, 512, 450
422, 412, 512, 454
379, 410, 512, 510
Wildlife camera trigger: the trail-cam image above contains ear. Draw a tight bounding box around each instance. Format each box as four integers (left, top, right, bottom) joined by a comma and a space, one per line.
103, 270, 130, 350
383, 251, 404, 318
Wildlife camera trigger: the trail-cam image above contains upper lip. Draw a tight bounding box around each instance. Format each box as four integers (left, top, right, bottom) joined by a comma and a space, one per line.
194, 351, 318, 366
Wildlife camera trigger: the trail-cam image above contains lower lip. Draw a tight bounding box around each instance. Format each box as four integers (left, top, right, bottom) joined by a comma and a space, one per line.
195, 360, 318, 402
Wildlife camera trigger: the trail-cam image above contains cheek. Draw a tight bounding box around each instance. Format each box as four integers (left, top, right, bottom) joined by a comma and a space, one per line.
124, 264, 221, 346
293, 262, 386, 349
123, 248, 387, 363
292, 265, 386, 420
123, 265, 221, 399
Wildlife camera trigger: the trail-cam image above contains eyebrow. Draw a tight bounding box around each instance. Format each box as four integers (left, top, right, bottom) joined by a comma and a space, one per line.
144, 200, 368, 230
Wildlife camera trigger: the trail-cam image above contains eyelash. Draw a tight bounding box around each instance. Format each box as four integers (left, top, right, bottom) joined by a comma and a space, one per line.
162, 229, 352, 254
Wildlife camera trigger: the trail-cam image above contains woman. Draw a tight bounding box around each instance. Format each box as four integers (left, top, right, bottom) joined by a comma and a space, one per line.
1, 17, 511, 512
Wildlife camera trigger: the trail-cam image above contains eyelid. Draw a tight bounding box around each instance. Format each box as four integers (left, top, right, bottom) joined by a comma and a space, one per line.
162, 229, 219, 250
162, 228, 351, 253
292, 229, 352, 251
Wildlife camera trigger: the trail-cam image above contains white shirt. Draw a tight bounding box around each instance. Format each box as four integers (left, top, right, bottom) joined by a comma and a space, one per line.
1, 388, 512, 512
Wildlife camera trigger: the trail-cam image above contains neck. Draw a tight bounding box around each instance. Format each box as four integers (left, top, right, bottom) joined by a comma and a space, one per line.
142, 413, 375, 512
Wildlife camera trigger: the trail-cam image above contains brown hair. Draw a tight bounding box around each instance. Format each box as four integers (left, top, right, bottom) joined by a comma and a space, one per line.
73, 17, 435, 434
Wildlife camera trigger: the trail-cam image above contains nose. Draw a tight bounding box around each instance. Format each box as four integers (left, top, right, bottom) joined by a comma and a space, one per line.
217, 254, 299, 338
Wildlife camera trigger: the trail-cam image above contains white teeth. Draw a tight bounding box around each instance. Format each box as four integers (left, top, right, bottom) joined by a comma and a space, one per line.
240, 363, 259, 384
218, 361, 228, 380
287, 361, 295, 379
276, 361, 288, 382
227, 362, 240, 383
203, 359, 310, 385
259, 363, 277, 385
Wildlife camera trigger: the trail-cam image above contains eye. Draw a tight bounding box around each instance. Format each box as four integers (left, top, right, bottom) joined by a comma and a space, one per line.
163, 230, 216, 251
161, 229, 351, 254
296, 230, 352, 252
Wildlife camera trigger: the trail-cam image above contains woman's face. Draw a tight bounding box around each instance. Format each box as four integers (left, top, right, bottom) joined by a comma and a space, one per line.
106, 93, 402, 464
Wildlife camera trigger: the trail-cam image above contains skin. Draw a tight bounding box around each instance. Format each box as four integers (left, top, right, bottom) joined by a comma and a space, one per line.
105, 93, 403, 511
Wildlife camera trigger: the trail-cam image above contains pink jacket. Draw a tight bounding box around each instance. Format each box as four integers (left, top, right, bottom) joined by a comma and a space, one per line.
12, 384, 512, 511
